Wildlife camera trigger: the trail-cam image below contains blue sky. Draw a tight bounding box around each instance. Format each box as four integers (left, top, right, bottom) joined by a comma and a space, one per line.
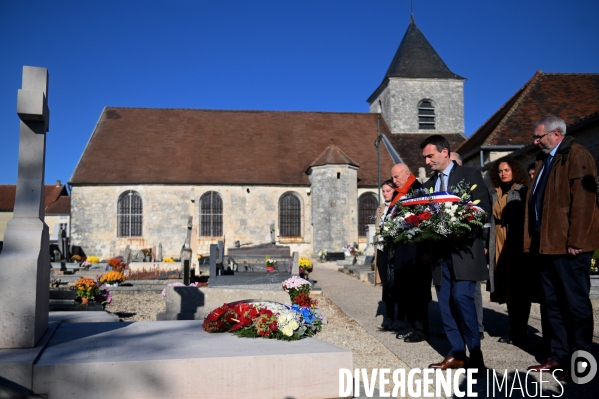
1, 0, 598, 185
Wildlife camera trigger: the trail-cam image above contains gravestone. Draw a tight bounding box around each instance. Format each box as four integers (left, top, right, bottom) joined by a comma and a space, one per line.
181, 216, 193, 284
270, 223, 275, 243
210, 243, 293, 287
364, 224, 376, 255
60, 226, 68, 259
124, 245, 131, 266
217, 240, 224, 263
118, 244, 132, 266
209, 243, 219, 278
291, 251, 299, 275
0, 66, 50, 349
157, 243, 163, 262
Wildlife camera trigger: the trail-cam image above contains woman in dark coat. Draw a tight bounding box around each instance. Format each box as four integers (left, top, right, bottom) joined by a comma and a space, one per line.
375, 179, 402, 330
488, 156, 533, 345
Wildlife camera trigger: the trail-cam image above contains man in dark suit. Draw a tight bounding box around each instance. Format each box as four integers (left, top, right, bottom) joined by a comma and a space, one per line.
420, 135, 491, 370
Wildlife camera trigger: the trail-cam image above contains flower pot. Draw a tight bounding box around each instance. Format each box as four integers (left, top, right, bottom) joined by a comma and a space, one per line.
81, 297, 89, 305
266, 266, 275, 272
105, 282, 119, 287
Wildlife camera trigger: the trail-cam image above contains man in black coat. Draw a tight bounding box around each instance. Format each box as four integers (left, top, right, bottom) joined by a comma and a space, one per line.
420, 135, 491, 370
389, 163, 430, 343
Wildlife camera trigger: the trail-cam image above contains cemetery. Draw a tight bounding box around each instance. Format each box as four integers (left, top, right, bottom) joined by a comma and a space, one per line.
0, 67, 352, 398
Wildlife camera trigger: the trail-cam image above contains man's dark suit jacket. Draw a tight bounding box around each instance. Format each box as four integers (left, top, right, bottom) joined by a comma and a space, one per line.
422, 161, 492, 285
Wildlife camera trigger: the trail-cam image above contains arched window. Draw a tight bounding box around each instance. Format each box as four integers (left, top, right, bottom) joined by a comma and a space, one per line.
279, 193, 301, 237
418, 100, 435, 130
200, 191, 223, 237
117, 191, 142, 237
358, 193, 379, 237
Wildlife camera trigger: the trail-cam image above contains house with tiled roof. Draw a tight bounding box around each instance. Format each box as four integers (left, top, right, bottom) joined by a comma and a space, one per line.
456, 71, 599, 169
0, 181, 70, 252
69, 17, 467, 262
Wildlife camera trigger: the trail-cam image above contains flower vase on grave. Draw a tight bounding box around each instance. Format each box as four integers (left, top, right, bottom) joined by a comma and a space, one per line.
105, 282, 119, 287
81, 297, 89, 305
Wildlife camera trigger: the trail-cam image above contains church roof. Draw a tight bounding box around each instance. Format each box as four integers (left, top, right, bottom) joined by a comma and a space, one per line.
456, 72, 599, 157
384, 17, 464, 80
0, 184, 69, 213
309, 143, 360, 169
70, 108, 397, 187
367, 17, 464, 104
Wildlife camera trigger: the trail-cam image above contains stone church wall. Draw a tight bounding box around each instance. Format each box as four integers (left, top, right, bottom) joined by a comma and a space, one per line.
71, 184, 314, 261
370, 78, 464, 135
71, 181, 385, 261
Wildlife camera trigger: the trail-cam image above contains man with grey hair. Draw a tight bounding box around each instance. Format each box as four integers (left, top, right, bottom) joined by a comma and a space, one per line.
524, 115, 599, 379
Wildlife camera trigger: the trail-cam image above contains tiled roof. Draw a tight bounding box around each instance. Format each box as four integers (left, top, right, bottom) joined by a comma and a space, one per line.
385, 133, 466, 174
368, 16, 464, 103
384, 17, 464, 80
310, 143, 359, 168
0, 184, 69, 213
45, 196, 71, 215
457, 72, 599, 157
70, 108, 396, 187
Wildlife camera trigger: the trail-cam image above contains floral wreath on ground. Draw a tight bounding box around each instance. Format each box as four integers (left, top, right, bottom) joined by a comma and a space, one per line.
377, 180, 487, 246
202, 276, 323, 341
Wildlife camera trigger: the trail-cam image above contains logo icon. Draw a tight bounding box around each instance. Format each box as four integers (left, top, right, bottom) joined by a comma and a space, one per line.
571, 350, 597, 384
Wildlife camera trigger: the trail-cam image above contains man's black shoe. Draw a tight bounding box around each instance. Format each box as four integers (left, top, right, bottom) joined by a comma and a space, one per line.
404, 333, 426, 343
396, 331, 412, 340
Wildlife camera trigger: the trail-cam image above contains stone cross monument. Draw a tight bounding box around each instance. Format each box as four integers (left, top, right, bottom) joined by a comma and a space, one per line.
0, 66, 50, 349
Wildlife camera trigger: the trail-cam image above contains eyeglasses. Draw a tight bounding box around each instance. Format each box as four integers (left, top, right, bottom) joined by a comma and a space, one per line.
532, 129, 556, 141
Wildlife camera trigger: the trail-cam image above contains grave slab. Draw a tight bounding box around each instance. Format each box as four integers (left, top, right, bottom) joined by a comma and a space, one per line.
32, 321, 352, 398
157, 286, 291, 320
49, 311, 119, 323
0, 322, 58, 394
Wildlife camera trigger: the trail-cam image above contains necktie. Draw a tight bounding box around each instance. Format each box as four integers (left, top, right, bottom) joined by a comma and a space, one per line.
439, 172, 446, 192
531, 154, 553, 231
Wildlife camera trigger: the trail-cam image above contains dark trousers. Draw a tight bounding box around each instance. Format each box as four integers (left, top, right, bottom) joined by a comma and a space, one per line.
436, 259, 480, 356
539, 252, 594, 364
377, 249, 397, 320
506, 300, 531, 341
406, 299, 429, 337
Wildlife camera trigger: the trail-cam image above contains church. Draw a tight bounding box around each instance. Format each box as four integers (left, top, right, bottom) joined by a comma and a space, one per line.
69, 18, 466, 263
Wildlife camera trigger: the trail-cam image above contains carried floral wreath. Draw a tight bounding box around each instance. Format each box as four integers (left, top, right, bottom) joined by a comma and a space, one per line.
378, 180, 487, 246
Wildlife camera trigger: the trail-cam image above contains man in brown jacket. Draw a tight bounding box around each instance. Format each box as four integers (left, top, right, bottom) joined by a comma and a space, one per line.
524, 115, 599, 378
